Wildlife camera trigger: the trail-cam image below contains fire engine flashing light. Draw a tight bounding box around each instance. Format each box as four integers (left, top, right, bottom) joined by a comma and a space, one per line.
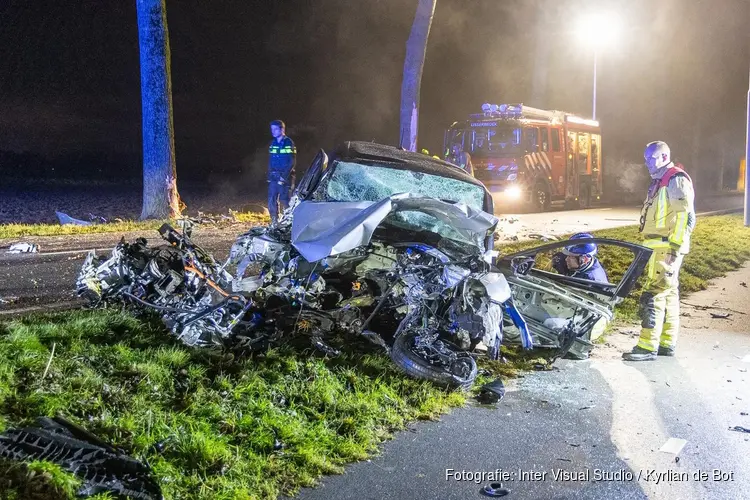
566, 115, 600, 127
481, 103, 523, 118
505, 185, 523, 199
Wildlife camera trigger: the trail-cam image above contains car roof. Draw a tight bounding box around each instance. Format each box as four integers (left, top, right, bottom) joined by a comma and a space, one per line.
330, 141, 488, 190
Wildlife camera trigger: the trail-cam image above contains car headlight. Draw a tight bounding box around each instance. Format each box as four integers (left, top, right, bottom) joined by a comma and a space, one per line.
507, 173, 517, 181
505, 185, 522, 199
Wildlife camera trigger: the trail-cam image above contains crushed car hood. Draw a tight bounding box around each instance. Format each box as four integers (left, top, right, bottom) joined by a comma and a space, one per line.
290, 193, 498, 262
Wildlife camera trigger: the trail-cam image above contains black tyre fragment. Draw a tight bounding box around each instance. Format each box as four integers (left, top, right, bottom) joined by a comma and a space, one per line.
390, 332, 477, 391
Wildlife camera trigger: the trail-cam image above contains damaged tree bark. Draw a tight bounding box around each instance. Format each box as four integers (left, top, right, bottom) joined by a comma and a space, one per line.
399, 0, 437, 152
136, 0, 182, 220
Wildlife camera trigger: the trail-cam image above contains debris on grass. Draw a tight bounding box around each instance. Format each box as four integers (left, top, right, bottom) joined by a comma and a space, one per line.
0, 416, 161, 499
528, 233, 558, 242
7, 242, 39, 253
55, 211, 94, 226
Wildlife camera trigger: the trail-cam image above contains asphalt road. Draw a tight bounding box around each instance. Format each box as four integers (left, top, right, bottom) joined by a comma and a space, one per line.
291, 265, 750, 500
0, 194, 743, 316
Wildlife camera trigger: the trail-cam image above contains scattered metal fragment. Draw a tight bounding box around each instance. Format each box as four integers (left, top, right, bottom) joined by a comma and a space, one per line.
477, 379, 506, 404
7, 242, 39, 254
659, 437, 687, 455
528, 233, 558, 242
729, 426, 750, 434
56, 211, 93, 226
741, 282, 748, 288
710, 312, 731, 319
481, 483, 511, 497
0, 296, 19, 305
578, 406, 593, 410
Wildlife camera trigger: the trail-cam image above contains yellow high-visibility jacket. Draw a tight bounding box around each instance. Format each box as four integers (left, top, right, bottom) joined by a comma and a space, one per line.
639, 163, 696, 254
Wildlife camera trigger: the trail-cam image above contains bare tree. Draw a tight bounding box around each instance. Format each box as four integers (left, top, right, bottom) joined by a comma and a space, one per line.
136, 0, 182, 220
399, 0, 437, 152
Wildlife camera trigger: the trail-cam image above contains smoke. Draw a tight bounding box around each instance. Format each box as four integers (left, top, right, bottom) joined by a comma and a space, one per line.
605, 158, 649, 204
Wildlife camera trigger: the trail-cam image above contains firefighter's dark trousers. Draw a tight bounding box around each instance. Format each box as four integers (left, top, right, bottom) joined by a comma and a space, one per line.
268, 180, 290, 221
637, 243, 685, 352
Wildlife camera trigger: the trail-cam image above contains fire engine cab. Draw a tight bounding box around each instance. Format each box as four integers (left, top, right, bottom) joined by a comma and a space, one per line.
443, 103, 603, 211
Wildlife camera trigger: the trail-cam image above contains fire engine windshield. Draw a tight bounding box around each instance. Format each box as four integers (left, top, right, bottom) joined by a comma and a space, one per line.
468, 125, 522, 157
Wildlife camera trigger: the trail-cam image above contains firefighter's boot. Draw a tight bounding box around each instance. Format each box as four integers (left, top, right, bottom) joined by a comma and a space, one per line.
658, 346, 676, 356
622, 346, 658, 361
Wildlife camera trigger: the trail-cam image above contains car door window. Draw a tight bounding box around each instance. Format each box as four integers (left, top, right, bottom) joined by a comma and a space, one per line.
497, 238, 652, 301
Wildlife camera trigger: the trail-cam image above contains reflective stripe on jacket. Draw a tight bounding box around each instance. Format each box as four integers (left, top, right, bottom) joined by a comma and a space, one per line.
639, 163, 696, 254
268, 136, 296, 183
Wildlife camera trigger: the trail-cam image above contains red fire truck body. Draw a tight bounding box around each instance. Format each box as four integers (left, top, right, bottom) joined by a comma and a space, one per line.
443, 103, 603, 211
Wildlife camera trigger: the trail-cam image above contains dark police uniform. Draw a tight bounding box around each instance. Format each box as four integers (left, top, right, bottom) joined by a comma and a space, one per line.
267, 135, 296, 220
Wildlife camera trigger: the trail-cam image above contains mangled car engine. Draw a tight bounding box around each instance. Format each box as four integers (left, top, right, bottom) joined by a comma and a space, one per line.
77, 196, 532, 390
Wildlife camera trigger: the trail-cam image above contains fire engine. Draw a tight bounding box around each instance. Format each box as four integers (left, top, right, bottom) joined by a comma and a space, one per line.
443, 103, 603, 211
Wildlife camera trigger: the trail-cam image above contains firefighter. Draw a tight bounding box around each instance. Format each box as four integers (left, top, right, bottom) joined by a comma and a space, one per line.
623, 141, 696, 361
448, 143, 474, 176
267, 120, 297, 221
551, 232, 609, 283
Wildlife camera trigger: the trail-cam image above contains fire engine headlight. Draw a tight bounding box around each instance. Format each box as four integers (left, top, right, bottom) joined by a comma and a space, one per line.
505, 185, 522, 199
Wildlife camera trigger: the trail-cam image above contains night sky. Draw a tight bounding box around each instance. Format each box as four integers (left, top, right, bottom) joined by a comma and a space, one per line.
1, 0, 748, 189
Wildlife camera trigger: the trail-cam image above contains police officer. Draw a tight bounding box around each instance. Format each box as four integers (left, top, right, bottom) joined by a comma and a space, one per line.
267, 120, 296, 221
623, 141, 696, 361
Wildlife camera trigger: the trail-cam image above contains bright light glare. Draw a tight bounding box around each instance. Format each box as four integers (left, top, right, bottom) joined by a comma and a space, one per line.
505, 185, 523, 199
576, 13, 621, 49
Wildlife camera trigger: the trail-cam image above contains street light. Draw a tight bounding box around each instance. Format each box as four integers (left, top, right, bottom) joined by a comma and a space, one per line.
744, 65, 750, 226
576, 13, 621, 121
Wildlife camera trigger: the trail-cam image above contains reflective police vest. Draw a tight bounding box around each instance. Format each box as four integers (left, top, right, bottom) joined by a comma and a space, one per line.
268, 136, 297, 183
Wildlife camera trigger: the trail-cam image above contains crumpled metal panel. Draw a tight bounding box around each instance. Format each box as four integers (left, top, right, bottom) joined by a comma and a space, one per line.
290, 194, 498, 263
291, 198, 394, 262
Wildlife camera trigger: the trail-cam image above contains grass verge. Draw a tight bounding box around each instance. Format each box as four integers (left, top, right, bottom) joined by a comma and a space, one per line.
0, 212, 269, 239
0, 310, 465, 499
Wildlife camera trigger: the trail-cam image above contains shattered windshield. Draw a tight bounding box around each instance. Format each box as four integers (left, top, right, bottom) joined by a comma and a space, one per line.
382, 210, 486, 254
314, 161, 486, 211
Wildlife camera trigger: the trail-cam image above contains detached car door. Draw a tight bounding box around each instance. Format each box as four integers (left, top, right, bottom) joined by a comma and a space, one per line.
494, 238, 652, 359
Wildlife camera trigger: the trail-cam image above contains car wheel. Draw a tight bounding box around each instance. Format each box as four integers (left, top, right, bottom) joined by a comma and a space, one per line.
532, 183, 551, 212
390, 331, 477, 391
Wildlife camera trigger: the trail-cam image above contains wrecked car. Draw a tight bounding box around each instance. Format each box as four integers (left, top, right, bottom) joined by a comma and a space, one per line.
76, 142, 651, 389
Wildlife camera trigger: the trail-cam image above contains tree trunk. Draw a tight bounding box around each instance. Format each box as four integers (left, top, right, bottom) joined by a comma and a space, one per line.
399, 0, 437, 152
136, 0, 182, 220
530, 0, 549, 107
